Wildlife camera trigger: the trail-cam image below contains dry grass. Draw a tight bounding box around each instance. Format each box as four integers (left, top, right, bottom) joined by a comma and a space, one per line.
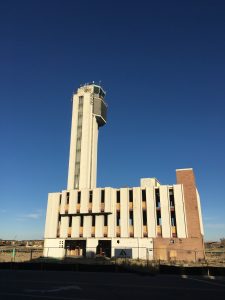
0, 247, 43, 262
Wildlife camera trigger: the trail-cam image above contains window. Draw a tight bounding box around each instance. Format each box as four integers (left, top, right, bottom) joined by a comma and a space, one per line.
89, 190, 93, 203
80, 215, 84, 227
116, 211, 120, 226
69, 216, 72, 227
142, 189, 146, 202
171, 217, 175, 226
155, 189, 160, 208
171, 211, 176, 226
94, 86, 100, 94
156, 210, 161, 226
116, 191, 120, 203
104, 215, 108, 226
74, 96, 83, 189
75, 177, 79, 189
59, 194, 62, 205
129, 211, 133, 226
66, 192, 70, 204
79, 96, 84, 103
77, 191, 81, 204
129, 189, 133, 202
101, 190, 105, 203
99, 88, 105, 98
92, 215, 95, 227
143, 210, 147, 226
169, 189, 175, 207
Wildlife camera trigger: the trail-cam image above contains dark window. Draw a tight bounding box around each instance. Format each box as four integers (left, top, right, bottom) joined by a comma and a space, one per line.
116, 191, 120, 203
99, 88, 105, 98
58, 215, 61, 223
171, 211, 177, 226
171, 217, 175, 226
59, 194, 62, 205
143, 210, 147, 226
129, 189, 133, 202
79, 96, 84, 102
80, 215, 84, 226
92, 215, 95, 227
66, 192, 70, 204
89, 190, 93, 203
104, 215, 108, 226
142, 189, 146, 202
155, 189, 160, 208
101, 190, 105, 203
116, 211, 120, 226
169, 189, 175, 207
156, 210, 161, 225
94, 86, 100, 94
69, 216, 72, 227
169, 189, 174, 196
129, 210, 133, 226
77, 191, 81, 204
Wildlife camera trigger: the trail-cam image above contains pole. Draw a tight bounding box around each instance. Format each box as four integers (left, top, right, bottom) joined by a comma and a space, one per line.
12, 248, 16, 262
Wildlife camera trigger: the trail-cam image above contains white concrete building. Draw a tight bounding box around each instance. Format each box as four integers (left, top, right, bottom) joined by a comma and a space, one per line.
44, 83, 205, 261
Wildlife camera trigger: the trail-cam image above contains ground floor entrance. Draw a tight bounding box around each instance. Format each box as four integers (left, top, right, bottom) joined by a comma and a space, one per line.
96, 240, 111, 258
65, 240, 86, 257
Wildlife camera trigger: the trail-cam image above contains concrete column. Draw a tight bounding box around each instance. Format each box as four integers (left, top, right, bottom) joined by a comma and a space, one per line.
44, 193, 60, 238
173, 184, 187, 238
71, 216, 80, 238
146, 187, 156, 237
60, 216, 69, 238
160, 186, 171, 238
120, 188, 129, 237
133, 187, 142, 238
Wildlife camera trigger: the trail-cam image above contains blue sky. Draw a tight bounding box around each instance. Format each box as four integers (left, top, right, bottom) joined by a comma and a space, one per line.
0, 0, 224, 241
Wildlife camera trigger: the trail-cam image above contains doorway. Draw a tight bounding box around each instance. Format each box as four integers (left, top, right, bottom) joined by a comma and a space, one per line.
65, 240, 86, 257
96, 240, 111, 258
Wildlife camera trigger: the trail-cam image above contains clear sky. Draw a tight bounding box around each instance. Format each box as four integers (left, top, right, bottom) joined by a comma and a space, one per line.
0, 0, 224, 241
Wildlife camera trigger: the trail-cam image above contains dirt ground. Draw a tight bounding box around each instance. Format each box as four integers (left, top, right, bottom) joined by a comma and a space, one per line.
0, 247, 43, 262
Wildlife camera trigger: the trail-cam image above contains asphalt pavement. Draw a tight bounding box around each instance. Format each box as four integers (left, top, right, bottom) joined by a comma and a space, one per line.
0, 270, 225, 299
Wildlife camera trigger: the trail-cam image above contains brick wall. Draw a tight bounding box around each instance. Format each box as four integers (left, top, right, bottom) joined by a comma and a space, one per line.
176, 169, 202, 238
153, 237, 205, 261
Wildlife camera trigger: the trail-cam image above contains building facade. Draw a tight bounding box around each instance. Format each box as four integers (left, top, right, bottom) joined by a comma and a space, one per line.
44, 83, 205, 261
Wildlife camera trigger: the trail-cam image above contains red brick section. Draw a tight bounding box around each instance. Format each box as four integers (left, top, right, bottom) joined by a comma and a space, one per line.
153, 237, 205, 261
153, 169, 205, 262
176, 169, 201, 238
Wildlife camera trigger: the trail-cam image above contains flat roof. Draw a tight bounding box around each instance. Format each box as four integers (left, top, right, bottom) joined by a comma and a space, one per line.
176, 168, 193, 171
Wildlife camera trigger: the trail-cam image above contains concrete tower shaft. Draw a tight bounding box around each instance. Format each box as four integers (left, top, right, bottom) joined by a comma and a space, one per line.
67, 84, 107, 190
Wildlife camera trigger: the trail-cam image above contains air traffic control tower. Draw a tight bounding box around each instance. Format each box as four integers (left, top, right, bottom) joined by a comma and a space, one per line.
67, 83, 107, 190
44, 83, 204, 261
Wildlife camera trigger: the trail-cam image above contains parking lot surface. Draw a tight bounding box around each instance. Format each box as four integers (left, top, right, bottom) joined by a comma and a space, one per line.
0, 270, 225, 299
